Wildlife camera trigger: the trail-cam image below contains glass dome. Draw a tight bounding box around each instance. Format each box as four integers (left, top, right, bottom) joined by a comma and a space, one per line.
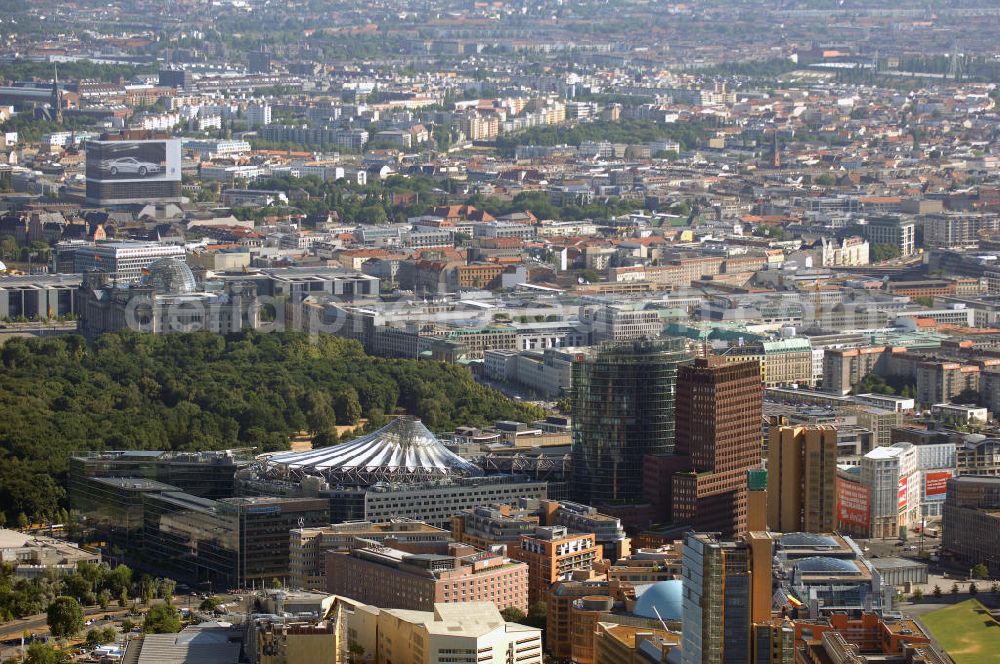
780, 533, 840, 548
143, 257, 197, 294
632, 580, 683, 621
794, 556, 861, 575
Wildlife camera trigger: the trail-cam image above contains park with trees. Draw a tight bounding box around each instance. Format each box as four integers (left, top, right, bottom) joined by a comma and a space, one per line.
0, 330, 543, 524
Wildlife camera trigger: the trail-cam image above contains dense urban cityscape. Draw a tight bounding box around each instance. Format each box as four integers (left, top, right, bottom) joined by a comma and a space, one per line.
1, 0, 1000, 663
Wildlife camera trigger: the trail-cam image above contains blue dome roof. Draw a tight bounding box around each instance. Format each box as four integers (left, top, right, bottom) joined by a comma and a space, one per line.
633, 580, 683, 621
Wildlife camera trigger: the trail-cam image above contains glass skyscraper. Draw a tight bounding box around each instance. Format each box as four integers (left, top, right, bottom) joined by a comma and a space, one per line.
682, 533, 750, 664
681, 532, 776, 664
570, 337, 691, 507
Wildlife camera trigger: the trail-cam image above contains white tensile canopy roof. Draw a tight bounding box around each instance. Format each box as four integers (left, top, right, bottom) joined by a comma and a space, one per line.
265, 417, 482, 485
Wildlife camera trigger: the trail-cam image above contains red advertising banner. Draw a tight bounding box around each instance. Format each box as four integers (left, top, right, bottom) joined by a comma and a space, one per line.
924, 470, 953, 501
837, 478, 870, 534
898, 474, 908, 510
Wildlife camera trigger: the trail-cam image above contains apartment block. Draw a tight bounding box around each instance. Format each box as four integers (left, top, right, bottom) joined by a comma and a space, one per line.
451, 505, 539, 551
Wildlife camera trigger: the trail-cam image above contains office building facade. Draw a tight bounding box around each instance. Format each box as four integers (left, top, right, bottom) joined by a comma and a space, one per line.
549, 500, 630, 561
143, 494, 329, 588
72, 475, 328, 589
681, 532, 774, 664
512, 525, 602, 605
158, 69, 192, 89
863, 216, 916, 257
0, 274, 81, 321
69, 452, 328, 588
589, 305, 664, 343
942, 476, 1000, 576
84, 137, 183, 205
747, 469, 768, 532
767, 426, 838, 534
671, 357, 764, 537
571, 338, 691, 507
288, 520, 452, 590
73, 241, 185, 284
69, 448, 249, 512
353, 602, 543, 664
859, 444, 921, 539
324, 477, 548, 529
326, 542, 529, 613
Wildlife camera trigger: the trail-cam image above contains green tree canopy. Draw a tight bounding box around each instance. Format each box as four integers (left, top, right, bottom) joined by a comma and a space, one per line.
953, 388, 982, 406
199, 596, 222, 612
871, 243, 902, 262
495, 119, 708, 154
23, 642, 68, 664
852, 373, 894, 396
84, 626, 117, 648
524, 601, 547, 629
0, 331, 543, 522
46, 596, 84, 637
334, 388, 363, 425
143, 604, 182, 634
500, 607, 527, 623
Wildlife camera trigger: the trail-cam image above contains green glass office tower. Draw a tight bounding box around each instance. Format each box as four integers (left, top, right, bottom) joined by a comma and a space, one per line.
570, 337, 691, 506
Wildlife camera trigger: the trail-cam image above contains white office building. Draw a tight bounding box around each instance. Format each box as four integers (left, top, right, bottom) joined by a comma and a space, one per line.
74, 242, 186, 284
860, 444, 920, 539
245, 103, 272, 128
184, 139, 253, 159
589, 305, 663, 343
350, 602, 543, 664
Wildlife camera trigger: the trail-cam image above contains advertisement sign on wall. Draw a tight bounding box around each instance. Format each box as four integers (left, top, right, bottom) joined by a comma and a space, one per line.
85, 140, 181, 183
837, 478, 870, 535
924, 470, 953, 501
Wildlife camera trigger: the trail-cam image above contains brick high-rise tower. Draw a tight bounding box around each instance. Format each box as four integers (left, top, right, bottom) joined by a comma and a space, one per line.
670, 357, 764, 536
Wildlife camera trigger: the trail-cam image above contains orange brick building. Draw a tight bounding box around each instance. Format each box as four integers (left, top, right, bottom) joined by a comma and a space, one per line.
511, 526, 602, 605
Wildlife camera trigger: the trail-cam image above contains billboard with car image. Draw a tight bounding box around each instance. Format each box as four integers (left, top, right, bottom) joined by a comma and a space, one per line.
85, 139, 181, 183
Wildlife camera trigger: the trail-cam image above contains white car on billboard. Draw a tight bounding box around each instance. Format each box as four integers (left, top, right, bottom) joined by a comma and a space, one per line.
99, 156, 161, 177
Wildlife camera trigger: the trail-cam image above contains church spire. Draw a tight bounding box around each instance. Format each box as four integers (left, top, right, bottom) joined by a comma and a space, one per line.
770, 129, 781, 169
51, 63, 63, 124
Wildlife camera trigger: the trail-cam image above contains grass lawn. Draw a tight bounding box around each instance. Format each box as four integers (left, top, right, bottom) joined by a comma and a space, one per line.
922, 599, 1000, 664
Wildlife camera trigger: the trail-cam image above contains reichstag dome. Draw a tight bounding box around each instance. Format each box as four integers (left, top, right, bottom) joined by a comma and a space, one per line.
142, 256, 198, 294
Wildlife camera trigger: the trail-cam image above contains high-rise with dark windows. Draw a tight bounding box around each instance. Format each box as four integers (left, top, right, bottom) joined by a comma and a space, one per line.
570, 338, 691, 509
